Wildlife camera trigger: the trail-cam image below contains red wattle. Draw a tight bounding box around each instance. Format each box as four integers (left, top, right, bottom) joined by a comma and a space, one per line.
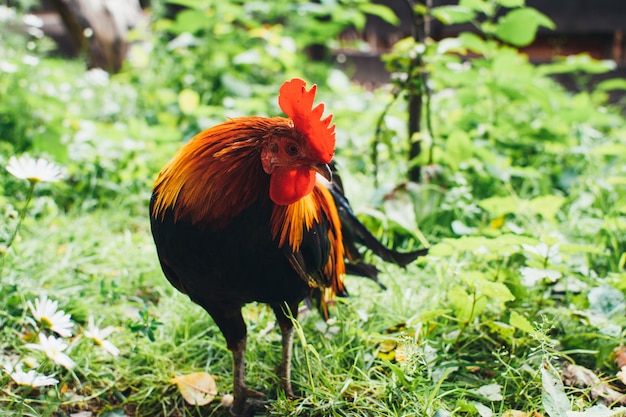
269, 167, 316, 205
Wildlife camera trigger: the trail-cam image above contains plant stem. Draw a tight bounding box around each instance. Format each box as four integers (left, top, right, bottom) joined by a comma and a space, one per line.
8, 181, 36, 250
1, 181, 36, 275
372, 91, 401, 187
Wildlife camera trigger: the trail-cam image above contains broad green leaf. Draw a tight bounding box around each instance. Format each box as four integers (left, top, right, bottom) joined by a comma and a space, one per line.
460, 0, 494, 16
359, 3, 399, 26
479, 280, 515, 302
541, 362, 570, 417
428, 241, 456, 257
559, 243, 606, 255
478, 195, 519, 217
495, 8, 555, 46
589, 143, 626, 156
488, 321, 515, 338
538, 54, 615, 75
419, 308, 453, 322
448, 285, 474, 321
528, 195, 566, 222
170, 9, 209, 35
596, 78, 626, 91
431, 6, 476, 25
496, 0, 524, 8
509, 311, 535, 334
446, 129, 473, 170
459, 32, 488, 55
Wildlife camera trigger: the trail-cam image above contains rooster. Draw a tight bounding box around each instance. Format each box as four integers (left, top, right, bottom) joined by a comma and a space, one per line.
150, 78, 426, 415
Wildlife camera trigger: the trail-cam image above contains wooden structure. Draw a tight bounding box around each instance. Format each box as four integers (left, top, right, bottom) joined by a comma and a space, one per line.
337, 0, 626, 89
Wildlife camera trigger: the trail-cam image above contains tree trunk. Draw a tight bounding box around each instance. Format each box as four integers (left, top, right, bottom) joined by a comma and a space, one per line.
406, 0, 431, 183
48, 0, 144, 72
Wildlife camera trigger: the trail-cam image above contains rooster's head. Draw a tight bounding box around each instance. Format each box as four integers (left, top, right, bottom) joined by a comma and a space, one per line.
261, 78, 336, 206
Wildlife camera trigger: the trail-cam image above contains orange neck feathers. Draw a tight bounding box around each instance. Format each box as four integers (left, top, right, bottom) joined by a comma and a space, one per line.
270, 182, 346, 300
151, 117, 291, 226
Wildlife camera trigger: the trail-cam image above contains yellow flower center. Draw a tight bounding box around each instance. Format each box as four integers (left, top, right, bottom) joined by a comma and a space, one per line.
40, 316, 53, 329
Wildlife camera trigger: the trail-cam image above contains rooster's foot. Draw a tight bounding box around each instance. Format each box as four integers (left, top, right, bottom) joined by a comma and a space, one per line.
229, 388, 266, 417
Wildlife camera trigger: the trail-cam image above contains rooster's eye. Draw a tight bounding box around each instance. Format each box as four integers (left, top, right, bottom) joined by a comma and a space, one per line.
285, 143, 299, 156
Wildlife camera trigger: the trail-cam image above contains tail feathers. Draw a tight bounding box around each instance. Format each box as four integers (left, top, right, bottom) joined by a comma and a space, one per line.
345, 263, 387, 290
326, 165, 428, 269
309, 165, 428, 319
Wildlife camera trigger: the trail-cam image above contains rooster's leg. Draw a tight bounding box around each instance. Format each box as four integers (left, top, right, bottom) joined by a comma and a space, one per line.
272, 302, 298, 398
205, 306, 265, 416
231, 337, 265, 416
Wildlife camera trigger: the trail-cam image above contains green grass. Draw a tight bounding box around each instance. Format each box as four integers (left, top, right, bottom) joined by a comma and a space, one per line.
0, 196, 561, 417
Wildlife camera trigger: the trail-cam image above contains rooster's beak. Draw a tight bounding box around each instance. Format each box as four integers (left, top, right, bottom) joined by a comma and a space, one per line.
314, 163, 332, 182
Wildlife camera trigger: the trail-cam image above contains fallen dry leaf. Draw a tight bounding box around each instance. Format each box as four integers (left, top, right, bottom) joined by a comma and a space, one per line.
69, 412, 93, 417
221, 393, 234, 408
617, 367, 626, 386
171, 372, 218, 406
506, 412, 542, 417
562, 363, 626, 406
502, 411, 528, 417
615, 346, 626, 370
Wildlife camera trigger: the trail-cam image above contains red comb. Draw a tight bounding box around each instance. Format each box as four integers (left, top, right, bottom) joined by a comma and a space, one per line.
278, 78, 335, 163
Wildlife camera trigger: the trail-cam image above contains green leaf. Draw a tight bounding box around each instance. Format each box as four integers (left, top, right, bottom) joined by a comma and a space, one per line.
509, 311, 535, 334
170, 9, 209, 35
539, 54, 616, 75
596, 78, 626, 91
528, 195, 566, 222
358, 3, 399, 26
478, 195, 519, 217
459, 32, 488, 55
446, 130, 473, 170
428, 241, 456, 257
541, 362, 570, 417
419, 308, 453, 322
459, 0, 494, 16
448, 285, 474, 321
589, 143, 626, 156
495, 8, 555, 46
496, 0, 525, 8
488, 321, 515, 339
479, 280, 515, 302
431, 6, 476, 25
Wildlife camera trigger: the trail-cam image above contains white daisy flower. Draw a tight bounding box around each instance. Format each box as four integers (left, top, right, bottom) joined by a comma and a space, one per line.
3, 363, 58, 387
25, 333, 76, 369
84, 316, 120, 357
27, 295, 74, 337
6, 155, 64, 184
